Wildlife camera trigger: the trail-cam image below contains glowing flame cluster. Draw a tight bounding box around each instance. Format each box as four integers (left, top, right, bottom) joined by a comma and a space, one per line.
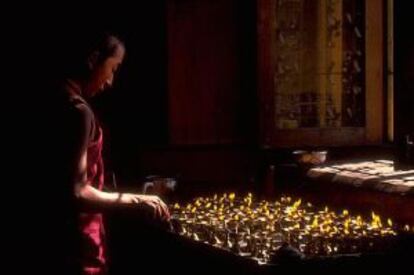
171, 193, 405, 264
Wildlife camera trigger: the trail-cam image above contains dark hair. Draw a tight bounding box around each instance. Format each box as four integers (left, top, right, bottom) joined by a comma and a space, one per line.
83, 32, 124, 63
60, 31, 125, 78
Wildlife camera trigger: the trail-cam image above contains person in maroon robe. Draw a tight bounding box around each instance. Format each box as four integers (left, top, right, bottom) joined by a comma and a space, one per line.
50, 32, 170, 275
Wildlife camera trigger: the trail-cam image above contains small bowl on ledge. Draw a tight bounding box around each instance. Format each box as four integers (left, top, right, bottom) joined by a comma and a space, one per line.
292, 150, 327, 166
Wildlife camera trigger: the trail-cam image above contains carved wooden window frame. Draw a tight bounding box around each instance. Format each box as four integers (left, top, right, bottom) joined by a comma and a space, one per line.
258, 0, 384, 147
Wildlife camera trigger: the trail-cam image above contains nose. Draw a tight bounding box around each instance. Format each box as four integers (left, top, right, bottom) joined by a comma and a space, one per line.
105, 75, 114, 89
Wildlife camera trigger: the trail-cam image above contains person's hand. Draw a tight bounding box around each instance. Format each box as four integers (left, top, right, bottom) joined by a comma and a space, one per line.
137, 194, 171, 221
118, 193, 170, 221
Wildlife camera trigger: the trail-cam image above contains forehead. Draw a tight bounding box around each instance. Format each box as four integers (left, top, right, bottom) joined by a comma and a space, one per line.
112, 44, 125, 61
103, 46, 125, 67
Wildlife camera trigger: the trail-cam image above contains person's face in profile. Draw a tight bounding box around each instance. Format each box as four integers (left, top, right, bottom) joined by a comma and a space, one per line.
85, 45, 125, 97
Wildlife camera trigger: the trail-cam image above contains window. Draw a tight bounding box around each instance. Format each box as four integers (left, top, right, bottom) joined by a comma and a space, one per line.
258, 0, 384, 147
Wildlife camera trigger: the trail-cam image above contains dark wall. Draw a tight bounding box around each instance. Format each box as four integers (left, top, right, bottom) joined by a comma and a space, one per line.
104, 0, 256, 180
394, 1, 414, 168
394, 1, 414, 141
167, 0, 257, 145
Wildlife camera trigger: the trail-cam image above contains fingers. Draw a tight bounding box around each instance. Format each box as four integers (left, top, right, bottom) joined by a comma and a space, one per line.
153, 196, 171, 220
146, 200, 161, 219
146, 195, 171, 221
129, 194, 170, 221
159, 200, 171, 220
142, 197, 163, 219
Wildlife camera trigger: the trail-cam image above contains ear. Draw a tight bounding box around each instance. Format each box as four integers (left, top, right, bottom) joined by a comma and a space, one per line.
87, 51, 99, 70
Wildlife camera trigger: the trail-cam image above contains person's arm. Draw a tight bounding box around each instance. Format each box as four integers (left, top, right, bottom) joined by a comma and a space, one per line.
69, 105, 170, 220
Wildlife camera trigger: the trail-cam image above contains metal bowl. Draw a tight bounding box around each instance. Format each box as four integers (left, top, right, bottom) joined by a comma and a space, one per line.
292, 150, 327, 165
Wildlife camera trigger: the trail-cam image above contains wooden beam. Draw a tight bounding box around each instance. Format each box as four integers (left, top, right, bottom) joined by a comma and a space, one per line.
365, 0, 384, 144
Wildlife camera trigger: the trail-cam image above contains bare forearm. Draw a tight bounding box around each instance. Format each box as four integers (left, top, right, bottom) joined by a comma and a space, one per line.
74, 183, 170, 219
76, 184, 119, 204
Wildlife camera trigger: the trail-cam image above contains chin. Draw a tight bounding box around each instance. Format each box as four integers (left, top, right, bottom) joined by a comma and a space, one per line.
91, 88, 103, 97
